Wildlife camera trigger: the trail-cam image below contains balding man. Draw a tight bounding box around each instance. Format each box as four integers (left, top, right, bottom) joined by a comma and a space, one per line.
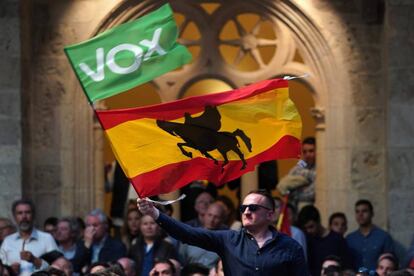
179, 202, 227, 268
137, 190, 307, 275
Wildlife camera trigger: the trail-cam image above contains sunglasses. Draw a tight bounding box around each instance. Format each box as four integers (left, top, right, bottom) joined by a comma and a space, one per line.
239, 204, 272, 213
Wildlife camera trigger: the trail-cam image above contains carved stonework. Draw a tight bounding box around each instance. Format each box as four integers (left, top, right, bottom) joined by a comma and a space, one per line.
310, 107, 325, 131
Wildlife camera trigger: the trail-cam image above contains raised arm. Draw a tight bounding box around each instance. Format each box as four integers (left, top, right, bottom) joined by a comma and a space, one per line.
137, 198, 225, 253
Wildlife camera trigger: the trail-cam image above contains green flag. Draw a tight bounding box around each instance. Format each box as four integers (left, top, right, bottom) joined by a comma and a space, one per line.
64, 4, 192, 102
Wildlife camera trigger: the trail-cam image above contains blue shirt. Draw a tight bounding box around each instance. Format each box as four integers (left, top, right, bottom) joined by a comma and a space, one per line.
157, 213, 308, 276
346, 226, 394, 270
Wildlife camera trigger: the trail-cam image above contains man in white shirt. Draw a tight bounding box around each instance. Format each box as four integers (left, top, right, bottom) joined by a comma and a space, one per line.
0, 199, 58, 275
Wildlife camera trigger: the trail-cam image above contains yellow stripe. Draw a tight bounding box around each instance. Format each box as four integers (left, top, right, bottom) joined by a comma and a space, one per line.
106, 87, 302, 178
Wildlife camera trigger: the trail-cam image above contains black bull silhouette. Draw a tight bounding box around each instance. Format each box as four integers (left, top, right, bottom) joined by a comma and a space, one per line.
156, 120, 253, 170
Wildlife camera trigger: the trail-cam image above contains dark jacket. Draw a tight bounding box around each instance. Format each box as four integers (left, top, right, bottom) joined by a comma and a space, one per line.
71, 236, 126, 272
128, 236, 177, 275
156, 213, 308, 276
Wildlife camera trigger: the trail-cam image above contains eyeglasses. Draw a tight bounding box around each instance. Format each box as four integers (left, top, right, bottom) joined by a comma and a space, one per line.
239, 204, 272, 213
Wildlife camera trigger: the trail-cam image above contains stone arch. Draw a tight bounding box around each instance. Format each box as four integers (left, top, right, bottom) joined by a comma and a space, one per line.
79, 0, 352, 216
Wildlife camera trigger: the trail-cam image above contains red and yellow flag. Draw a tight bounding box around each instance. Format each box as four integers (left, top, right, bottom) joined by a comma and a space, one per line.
96, 78, 302, 197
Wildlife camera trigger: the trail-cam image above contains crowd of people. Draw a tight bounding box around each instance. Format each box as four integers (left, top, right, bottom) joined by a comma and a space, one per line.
0, 192, 413, 276
0, 137, 413, 276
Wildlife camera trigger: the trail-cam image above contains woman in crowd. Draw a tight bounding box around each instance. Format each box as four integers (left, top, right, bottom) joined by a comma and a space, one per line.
376, 253, 398, 276
128, 214, 177, 276
122, 208, 142, 250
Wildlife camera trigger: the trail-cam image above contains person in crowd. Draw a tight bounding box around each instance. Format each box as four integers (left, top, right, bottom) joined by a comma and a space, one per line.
121, 209, 141, 250
169, 259, 181, 276
44, 217, 59, 241
329, 212, 348, 237
321, 255, 342, 276
185, 192, 214, 228
0, 218, 16, 246
128, 214, 177, 276
346, 199, 395, 270
0, 199, 58, 275
51, 256, 73, 276
181, 263, 209, 276
74, 209, 126, 271
288, 136, 316, 208
149, 259, 176, 276
179, 202, 227, 269
118, 257, 137, 276
85, 261, 110, 274
376, 253, 399, 276
215, 195, 242, 230
137, 189, 307, 275
273, 198, 308, 261
75, 217, 86, 240
298, 205, 351, 276
56, 217, 80, 262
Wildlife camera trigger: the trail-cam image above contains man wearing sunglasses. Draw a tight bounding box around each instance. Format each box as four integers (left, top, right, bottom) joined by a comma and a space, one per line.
137, 190, 307, 276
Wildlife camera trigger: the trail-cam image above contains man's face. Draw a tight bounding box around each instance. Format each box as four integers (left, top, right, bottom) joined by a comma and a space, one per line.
303, 220, 320, 237
194, 192, 213, 217
56, 221, 72, 244
355, 204, 373, 227
204, 204, 224, 230
241, 194, 273, 231
330, 217, 347, 236
14, 204, 33, 232
86, 215, 107, 242
302, 143, 316, 166
151, 263, 173, 276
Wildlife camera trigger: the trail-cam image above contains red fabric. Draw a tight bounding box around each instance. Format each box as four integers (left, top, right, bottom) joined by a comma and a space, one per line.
130, 135, 300, 197
278, 195, 292, 236
96, 78, 288, 130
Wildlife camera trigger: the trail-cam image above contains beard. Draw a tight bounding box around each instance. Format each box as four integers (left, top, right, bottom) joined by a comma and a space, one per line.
18, 221, 32, 232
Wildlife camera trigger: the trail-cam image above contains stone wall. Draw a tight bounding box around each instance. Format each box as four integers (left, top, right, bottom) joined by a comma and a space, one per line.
385, 0, 414, 253
20, 0, 120, 225
0, 0, 21, 218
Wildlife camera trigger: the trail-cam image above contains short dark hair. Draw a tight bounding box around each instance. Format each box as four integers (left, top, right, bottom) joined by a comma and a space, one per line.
182, 263, 209, 276
323, 255, 343, 268
302, 137, 315, 145
297, 205, 321, 227
247, 190, 275, 210
11, 199, 36, 218
355, 199, 374, 213
329, 212, 347, 226
44, 217, 58, 228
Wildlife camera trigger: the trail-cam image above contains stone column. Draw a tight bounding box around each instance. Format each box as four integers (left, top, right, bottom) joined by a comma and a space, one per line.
0, 0, 21, 217
385, 0, 414, 253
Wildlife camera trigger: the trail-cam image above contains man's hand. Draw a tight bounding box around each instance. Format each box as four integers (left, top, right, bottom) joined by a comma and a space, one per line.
11, 262, 20, 274
20, 251, 42, 268
137, 198, 159, 219
83, 225, 96, 248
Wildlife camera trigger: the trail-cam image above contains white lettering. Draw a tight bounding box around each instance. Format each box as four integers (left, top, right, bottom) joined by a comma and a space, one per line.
106, 44, 143, 74
140, 28, 167, 61
79, 48, 105, 82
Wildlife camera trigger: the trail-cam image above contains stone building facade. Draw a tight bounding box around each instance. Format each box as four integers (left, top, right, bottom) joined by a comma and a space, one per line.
0, 0, 413, 255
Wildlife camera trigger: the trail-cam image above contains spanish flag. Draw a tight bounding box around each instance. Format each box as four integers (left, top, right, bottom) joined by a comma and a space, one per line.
96, 78, 302, 197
